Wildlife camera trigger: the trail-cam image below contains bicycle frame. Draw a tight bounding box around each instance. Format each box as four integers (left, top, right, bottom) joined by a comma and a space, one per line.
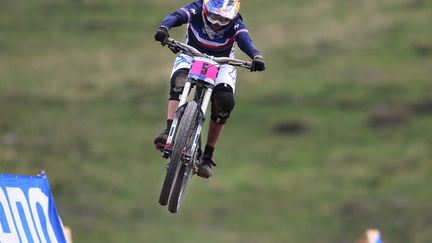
158, 38, 252, 212
163, 56, 220, 171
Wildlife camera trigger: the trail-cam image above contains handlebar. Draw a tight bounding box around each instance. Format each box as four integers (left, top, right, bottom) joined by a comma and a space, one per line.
165, 38, 253, 70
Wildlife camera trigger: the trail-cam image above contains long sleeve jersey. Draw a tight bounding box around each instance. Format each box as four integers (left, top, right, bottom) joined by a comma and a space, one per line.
160, 0, 261, 59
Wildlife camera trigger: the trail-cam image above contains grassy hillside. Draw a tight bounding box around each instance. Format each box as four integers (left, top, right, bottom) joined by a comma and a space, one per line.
1, 0, 432, 242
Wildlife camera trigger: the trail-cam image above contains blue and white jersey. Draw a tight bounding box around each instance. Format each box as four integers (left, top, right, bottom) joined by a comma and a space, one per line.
160, 0, 261, 59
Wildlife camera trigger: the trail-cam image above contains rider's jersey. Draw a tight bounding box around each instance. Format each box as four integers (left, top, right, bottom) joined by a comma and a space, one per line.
160, 0, 261, 59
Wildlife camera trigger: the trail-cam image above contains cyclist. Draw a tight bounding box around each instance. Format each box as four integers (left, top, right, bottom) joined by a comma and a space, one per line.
154, 0, 265, 178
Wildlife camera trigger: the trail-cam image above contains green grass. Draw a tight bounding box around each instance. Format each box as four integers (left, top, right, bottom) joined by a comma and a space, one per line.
1, 0, 432, 242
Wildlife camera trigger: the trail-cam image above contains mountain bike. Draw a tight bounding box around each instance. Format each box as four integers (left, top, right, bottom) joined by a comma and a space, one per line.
158, 38, 252, 213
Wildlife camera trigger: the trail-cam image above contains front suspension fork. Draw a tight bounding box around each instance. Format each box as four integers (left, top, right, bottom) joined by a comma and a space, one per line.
186, 111, 205, 171
162, 103, 186, 159
162, 81, 193, 159
162, 81, 213, 161
186, 87, 212, 169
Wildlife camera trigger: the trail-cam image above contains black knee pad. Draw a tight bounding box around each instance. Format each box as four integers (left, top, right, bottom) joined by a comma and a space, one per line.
169, 68, 189, 100
210, 84, 235, 124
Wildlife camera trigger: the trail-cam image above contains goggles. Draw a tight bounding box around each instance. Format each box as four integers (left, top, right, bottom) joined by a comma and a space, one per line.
206, 13, 231, 26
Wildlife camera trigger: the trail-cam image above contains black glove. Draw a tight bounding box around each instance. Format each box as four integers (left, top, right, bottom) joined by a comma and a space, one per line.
154, 27, 169, 46
251, 55, 265, 72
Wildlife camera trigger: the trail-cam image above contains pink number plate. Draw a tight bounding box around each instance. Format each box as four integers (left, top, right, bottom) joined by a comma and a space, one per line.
188, 57, 220, 84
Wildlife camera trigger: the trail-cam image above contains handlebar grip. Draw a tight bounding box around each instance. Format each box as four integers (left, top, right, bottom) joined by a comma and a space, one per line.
166, 38, 175, 45
244, 61, 253, 66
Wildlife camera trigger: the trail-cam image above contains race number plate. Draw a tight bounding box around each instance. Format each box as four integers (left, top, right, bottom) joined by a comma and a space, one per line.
188, 57, 220, 84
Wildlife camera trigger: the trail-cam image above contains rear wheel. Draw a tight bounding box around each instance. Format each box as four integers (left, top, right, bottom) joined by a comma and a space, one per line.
159, 101, 198, 207
168, 163, 193, 213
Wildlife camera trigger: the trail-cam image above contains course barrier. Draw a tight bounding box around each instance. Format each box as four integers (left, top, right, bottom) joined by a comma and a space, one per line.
0, 172, 68, 243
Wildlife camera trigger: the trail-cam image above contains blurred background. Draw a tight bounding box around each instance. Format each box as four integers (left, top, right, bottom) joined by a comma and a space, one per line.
1, 0, 432, 242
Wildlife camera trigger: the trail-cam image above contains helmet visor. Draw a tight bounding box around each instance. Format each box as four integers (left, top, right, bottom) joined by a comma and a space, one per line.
206, 13, 231, 26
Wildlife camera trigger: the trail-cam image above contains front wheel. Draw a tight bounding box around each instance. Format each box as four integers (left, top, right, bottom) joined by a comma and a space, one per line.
159, 101, 198, 208
167, 101, 199, 213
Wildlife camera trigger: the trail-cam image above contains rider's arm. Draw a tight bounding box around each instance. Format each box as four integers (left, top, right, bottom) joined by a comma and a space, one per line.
236, 31, 262, 59
234, 19, 262, 59
160, 10, 188, 30
160, 2, 200, 30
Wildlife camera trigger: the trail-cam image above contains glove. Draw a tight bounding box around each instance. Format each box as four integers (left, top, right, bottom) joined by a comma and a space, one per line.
154, 27, 169, 46
251, 55, 265, 72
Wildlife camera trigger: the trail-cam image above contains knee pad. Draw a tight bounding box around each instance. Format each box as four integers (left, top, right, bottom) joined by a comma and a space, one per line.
210, 84, 235, 124
169, 68, 188, 100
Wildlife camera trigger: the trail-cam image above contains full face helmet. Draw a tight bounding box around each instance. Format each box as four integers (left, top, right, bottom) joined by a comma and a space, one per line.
203, 0, 240, 31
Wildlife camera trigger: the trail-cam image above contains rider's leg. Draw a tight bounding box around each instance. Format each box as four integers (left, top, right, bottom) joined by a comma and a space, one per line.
162, 100, 178, 134
154, 68, 189, 150
167, 100, 178, 120
167, 67, 189, 118
206, 83, 236, 149
198, 84, 235, 178
206, 121, 224, 148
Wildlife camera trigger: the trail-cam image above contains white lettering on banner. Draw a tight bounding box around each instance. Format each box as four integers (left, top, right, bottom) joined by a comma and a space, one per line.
0, 189, 20, 243
29, 188, 59, 243
7, 187, 41, 243
0, 187, 60, 243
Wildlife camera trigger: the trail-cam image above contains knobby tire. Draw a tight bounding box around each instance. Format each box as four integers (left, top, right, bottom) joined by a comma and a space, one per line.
159, 101, 198, 209
167, 101, 199, 213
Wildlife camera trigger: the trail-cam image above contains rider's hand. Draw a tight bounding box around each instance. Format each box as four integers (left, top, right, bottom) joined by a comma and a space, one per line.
251, 55, 265, 72
154, 27, 169, 46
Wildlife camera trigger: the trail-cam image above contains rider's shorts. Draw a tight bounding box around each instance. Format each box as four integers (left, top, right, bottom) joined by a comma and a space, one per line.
170, 54, 238, 92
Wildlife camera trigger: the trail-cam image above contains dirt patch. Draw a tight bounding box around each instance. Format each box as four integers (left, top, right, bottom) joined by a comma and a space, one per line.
369, 103, 412, 128
414, 44, 432, 57
273, 119, 308, 135
410, 98, 432, 114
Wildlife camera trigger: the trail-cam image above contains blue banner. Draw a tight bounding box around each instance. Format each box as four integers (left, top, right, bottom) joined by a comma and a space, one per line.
0, 172, 67, 243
